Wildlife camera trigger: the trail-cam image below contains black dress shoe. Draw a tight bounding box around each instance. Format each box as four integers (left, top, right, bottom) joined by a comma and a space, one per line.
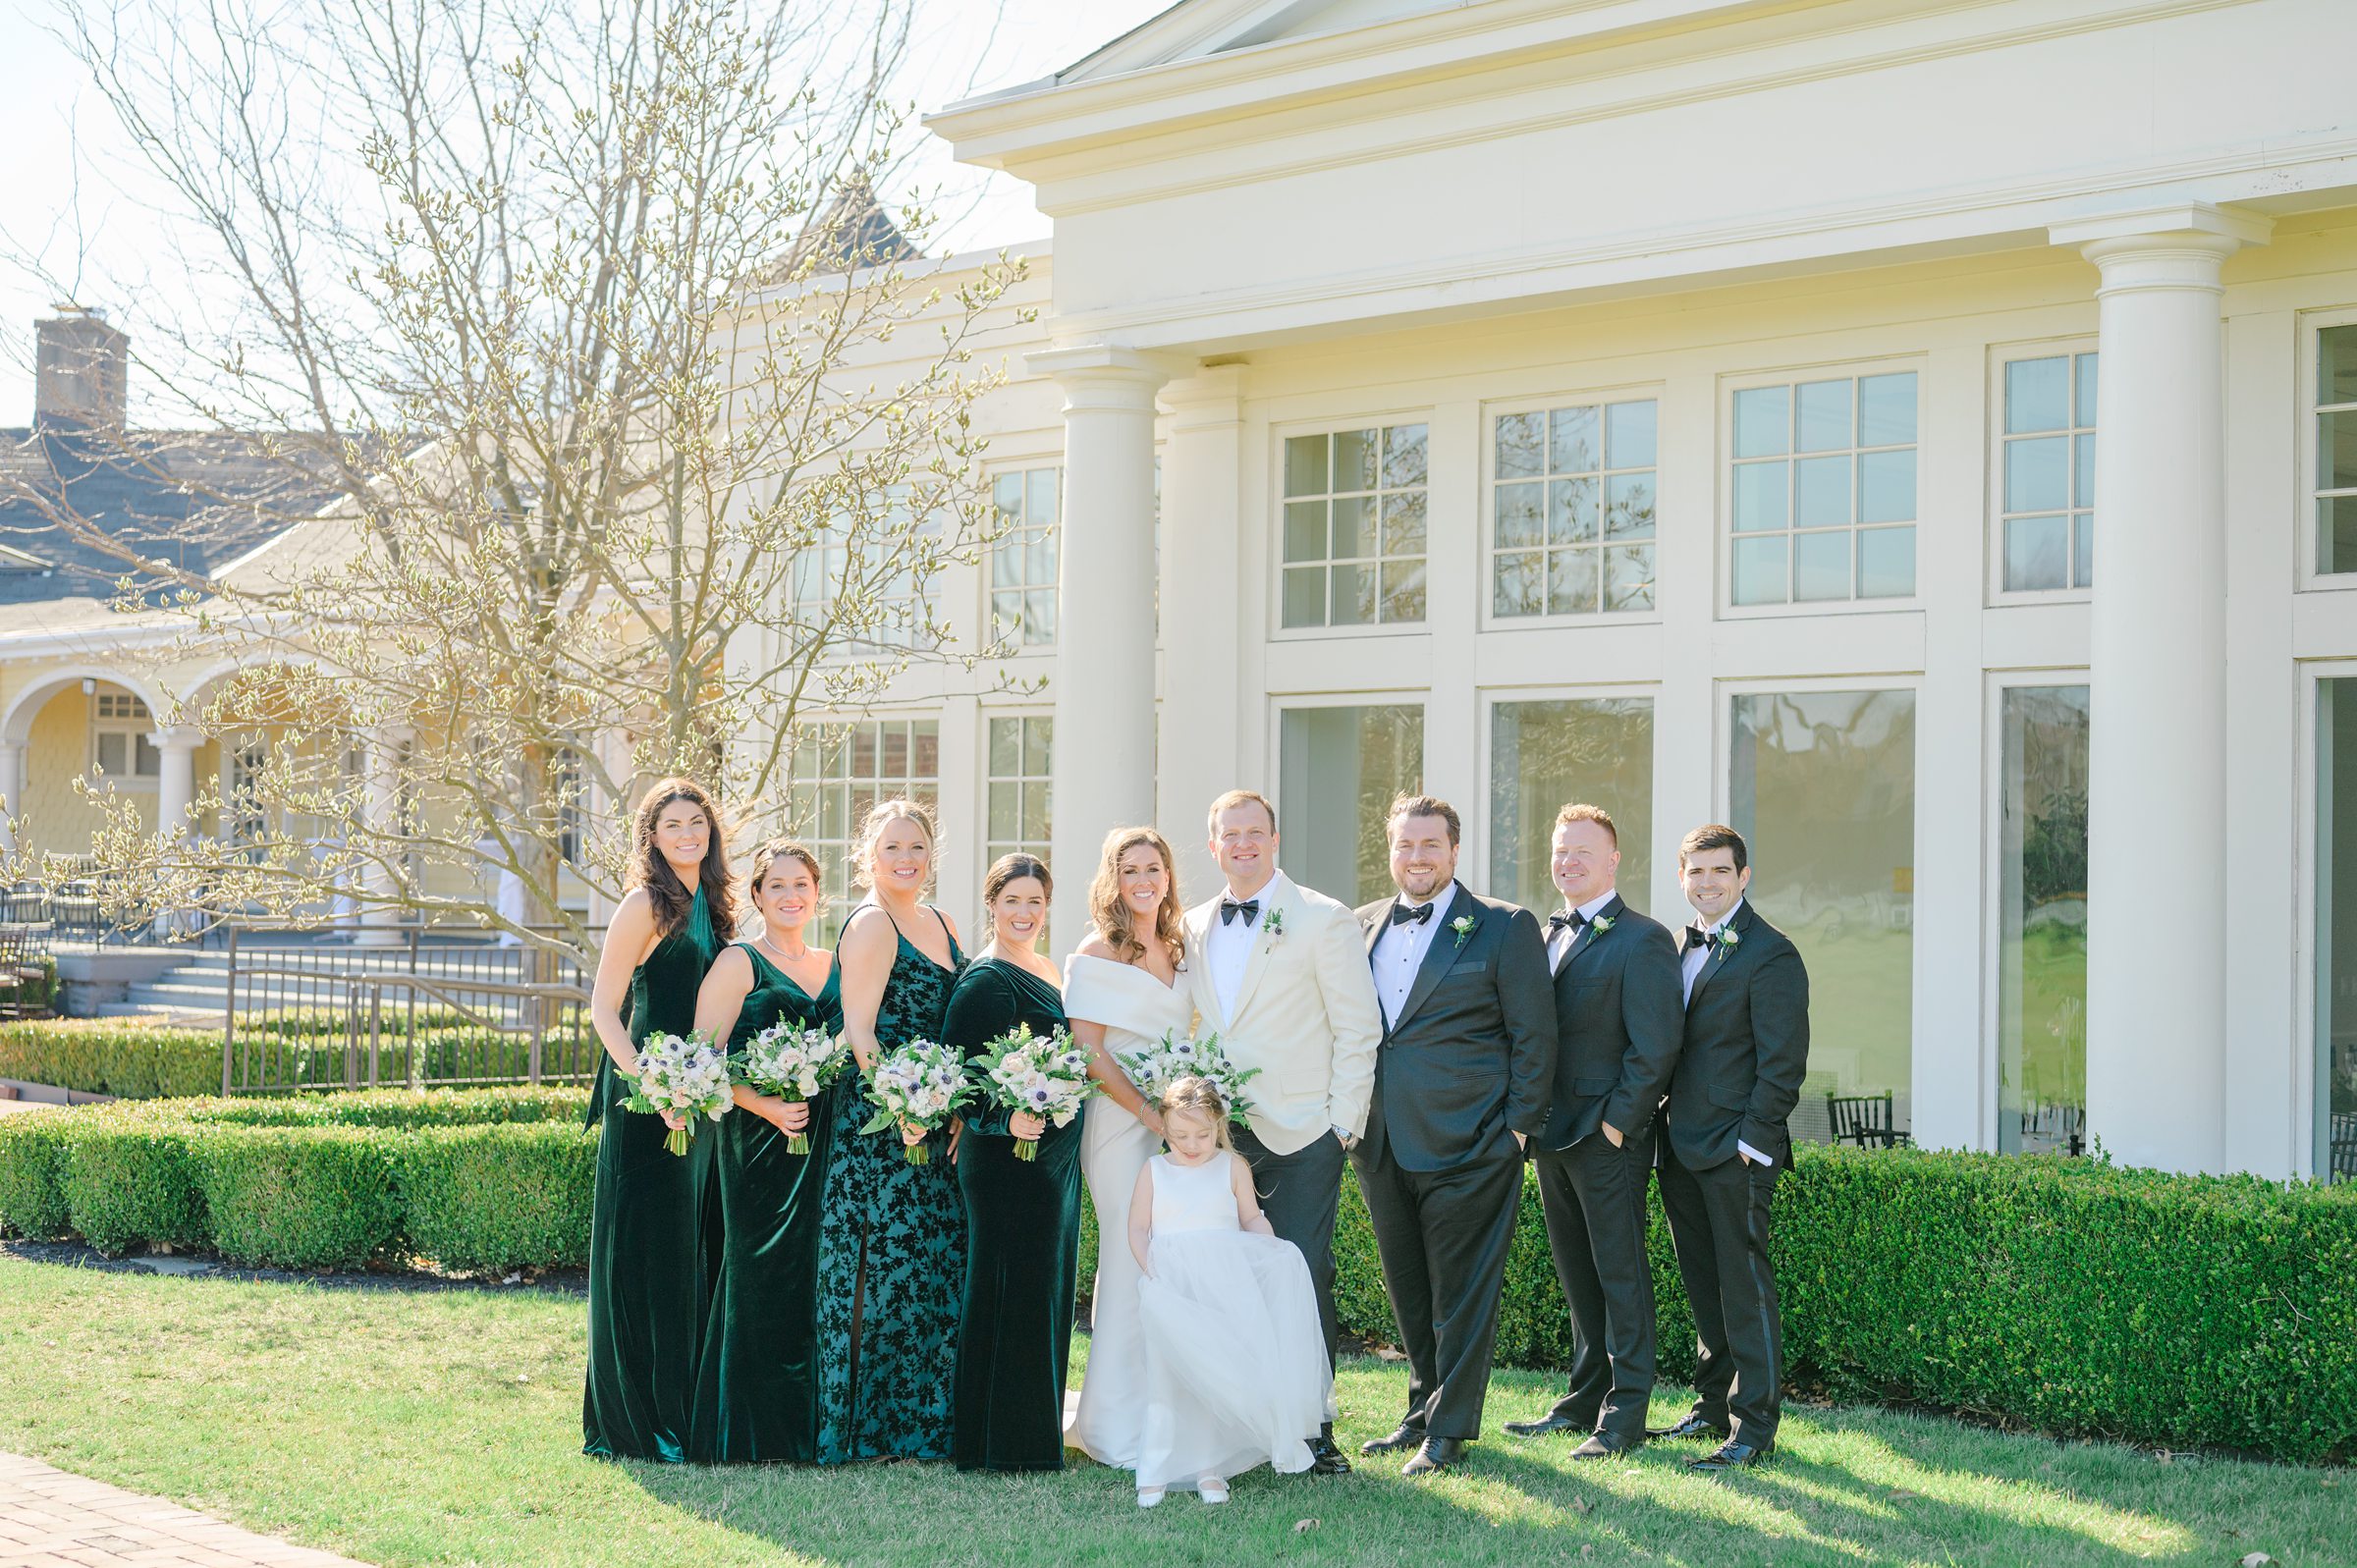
1360, 1423, 1424, 1455
1401, 1435, 1467, 1477
1688, 1438, 1774, 1475
1647, 1412, 1731, 1442
1503, 1411, 1591, 1439
1306, 1433, 1352, 1475
1568, 1432, 1642, 1461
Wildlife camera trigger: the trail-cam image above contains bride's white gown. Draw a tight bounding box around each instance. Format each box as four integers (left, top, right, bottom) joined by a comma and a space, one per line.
1133, 1152, 1328, 1490
1062, 953, 1190, 1468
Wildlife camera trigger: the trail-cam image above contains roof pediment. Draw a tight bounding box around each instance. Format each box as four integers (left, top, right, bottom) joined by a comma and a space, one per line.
1060, 0, 1457, 83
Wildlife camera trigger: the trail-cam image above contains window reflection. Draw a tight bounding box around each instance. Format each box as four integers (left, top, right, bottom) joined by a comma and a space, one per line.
1997, 686, 2089, 1155
1278, 704, 1425, 905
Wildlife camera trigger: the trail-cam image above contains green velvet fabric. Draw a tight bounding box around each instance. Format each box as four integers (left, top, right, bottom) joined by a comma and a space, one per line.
813, 909, 966, 1464
945, 957, 1080, 1472
582, 886, 721, 1463
688, 945, 844, 1464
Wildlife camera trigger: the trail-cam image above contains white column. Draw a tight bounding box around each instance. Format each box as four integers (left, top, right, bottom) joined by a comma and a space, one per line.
1157, 366, 1243, 899
0, 739, 23, 856
1029, 345, 1171, 951
148, 727, 203, 938
2050, 203, 2270, 1174
356, 725, 411, 946
151, 726, 201, 841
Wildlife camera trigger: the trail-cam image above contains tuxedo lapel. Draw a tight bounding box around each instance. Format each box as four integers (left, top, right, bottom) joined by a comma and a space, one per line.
1561, 892, 1627, 974
1362, 903, 1385, 959
1226, 877, 1289, 1022
1683, 899, 1752, 1012
1183, 899, 1224, 1027
1389, 883, 1476, 1037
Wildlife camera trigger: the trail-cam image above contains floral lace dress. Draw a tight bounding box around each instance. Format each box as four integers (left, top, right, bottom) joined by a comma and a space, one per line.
812, 909, 966, 1462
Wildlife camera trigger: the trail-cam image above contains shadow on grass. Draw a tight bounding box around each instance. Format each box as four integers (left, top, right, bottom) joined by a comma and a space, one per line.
614, 1388, 2238, 1568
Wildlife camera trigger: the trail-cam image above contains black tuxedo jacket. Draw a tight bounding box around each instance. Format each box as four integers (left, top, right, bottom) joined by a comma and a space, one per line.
1352, 882, 1555, 1172
1538, 892, 1684, 1151
1665, 900, 1811, 1170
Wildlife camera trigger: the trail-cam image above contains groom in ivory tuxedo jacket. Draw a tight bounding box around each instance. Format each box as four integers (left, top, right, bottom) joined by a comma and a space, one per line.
1183, 788, 1384, 1476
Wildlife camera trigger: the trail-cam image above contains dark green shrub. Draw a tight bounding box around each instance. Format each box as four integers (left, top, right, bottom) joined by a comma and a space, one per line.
59, 1117, 206, 1254
0, 1020, 593, 1099
395, 1121, 595, 1272
196, 1125, 402, 1270
0, 1022, 219, 1099
0, 1108, 73, 1238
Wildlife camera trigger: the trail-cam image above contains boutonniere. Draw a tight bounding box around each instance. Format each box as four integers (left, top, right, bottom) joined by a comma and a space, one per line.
1262, 908, 1287, 944
1588, 914, 1616, 941
1450, 913, 1477, 949
1715, 925, 1740, 963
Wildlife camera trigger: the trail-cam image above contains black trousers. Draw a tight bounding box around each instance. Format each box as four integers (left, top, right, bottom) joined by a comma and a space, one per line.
1351, 1142, 1523, 1439
1656, 1138, 1784, 1447
1532, 1130, 1657, 1439
1233, 1124, 1347, 1391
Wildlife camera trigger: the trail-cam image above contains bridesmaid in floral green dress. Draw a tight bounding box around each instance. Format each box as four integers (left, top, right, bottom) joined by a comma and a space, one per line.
687, 838, 843, 1463
815, 798, 967, 1464
583, 779, 736, 1463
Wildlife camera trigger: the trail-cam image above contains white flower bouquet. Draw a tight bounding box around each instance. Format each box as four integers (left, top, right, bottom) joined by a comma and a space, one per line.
623, 1029, 733, 1157
733, 1021, 851, 1155
971, 1023, 1097, 1162
857, 1038, 973, 1165
1119, 1028, 1262, 1124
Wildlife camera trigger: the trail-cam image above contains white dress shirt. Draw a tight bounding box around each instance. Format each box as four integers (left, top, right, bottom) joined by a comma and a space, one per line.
1678, 899, 1772, 1168
1547, 889, 1620, 976
1370, 884, 1452, 1028
1204, 871, 1281, 1024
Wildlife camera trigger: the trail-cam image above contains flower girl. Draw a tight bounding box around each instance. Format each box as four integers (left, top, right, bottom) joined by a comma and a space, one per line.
1127, 1076, 1332, 1506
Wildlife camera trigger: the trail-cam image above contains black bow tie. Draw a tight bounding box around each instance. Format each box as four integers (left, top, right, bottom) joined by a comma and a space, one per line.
1389, 901, 1434, 927
1549, 908, 1590, 934
1683, 924, 1710, 951
1220, 898, 1260, 927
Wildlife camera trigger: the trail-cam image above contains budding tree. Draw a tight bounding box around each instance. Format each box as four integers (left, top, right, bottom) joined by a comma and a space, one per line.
19, 0, 1027, 956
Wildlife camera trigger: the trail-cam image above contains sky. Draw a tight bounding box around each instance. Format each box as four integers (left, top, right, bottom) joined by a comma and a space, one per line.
0, 0, 1175, 425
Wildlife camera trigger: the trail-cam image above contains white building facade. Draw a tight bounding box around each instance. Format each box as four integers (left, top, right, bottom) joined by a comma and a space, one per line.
805, 0, 2357, 1181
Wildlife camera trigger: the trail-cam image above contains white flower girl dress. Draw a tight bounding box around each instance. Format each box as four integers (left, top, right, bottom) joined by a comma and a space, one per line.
1132, 1150, 1331, 1493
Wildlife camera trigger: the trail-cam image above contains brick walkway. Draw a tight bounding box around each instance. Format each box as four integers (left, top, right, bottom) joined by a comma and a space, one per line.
0, 1452, 369, 1567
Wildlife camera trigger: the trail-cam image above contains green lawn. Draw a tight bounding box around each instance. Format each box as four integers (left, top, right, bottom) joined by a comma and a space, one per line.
0, 1257, 2345, 1567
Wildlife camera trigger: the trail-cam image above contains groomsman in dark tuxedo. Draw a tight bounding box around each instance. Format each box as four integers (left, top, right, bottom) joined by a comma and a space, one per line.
1350, 794, 1555, 1478
1649, 824, 1809, 1474
1504, 803, 1683, 1457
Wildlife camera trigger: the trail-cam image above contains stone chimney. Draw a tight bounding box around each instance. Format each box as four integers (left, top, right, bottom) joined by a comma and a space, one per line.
34, 306, 129, 428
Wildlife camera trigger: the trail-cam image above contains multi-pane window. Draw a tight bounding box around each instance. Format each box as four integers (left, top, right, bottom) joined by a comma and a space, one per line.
1489, 697, 1654, 916
1730, 688, 1916, 1139
985, 716, 1052, 872
90, 690, 160, 781
1493, 400, 1658, 618
1281, 423, 1430, 628
226, 738, 268, 857
1729, 371, 1918, 607
2000, 352, 2098, 593
990, 467, 1059, 648
792, 496, 937, 650
1276, 703, 1425, 905
2317, 325, 2357, 574
787, 718, 941, 934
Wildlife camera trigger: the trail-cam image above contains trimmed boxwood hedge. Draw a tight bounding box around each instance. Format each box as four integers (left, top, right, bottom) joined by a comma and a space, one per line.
0, 1087, 593, 1273
6, 1102, 2352, 1463
0, 1019, 593, 1100
1075, 1147, 2357, 1465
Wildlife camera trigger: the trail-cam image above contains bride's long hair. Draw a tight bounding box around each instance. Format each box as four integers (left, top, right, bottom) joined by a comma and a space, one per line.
1087, 826, 1184, 968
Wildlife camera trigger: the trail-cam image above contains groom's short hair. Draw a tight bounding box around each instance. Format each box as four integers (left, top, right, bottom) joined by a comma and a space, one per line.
1207, 788, 1278, 838
1554, 802, 1617, 845
1385, 792, 1460, 846
1678, 823, 1749, 873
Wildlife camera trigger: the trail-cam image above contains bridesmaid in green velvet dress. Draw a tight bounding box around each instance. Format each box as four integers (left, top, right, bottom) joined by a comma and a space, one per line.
686, 838, 842, 1463
815, 798, 968, 1463
946, 852, 1082, 1472
583, 778, 736, 1462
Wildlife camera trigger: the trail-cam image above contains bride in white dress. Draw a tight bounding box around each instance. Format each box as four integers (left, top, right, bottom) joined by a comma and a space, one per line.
1062, 826, 1193, 1469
